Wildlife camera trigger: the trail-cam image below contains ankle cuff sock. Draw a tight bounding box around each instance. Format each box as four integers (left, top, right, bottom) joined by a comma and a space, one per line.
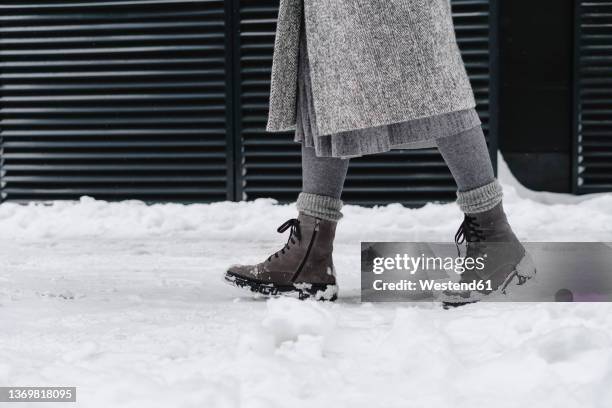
456, 180, 503, 214
297, 192, 343, 222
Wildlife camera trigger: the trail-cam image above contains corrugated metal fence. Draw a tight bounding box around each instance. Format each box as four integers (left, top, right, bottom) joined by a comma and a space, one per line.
0, 0, 499, 205
574, 0, 612, 193
0, 0, 233, 202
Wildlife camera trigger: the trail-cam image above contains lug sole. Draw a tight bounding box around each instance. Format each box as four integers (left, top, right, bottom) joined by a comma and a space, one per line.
224, 271, 338, 301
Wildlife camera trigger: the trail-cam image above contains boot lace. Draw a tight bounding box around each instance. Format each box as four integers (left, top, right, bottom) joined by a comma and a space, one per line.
454, 215, 486, 256
267, 218, 301, 261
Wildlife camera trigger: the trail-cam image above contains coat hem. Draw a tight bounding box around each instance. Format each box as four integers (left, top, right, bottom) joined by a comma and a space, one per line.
266, 123, 296, 133
313, 100, 477, 137
266, 102, 478, 136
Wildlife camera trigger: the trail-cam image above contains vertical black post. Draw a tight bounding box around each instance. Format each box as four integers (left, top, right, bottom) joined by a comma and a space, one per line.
571, 0, 581, 194
230, 0, 244, 202
224, 0, 236, 201
489, 0, 500, 174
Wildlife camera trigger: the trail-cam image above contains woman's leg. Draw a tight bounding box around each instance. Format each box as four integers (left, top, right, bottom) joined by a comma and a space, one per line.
435, 126, 536, 304
435, 125, 502, 214
298, 145, 349, 221
224, 145, 348, 300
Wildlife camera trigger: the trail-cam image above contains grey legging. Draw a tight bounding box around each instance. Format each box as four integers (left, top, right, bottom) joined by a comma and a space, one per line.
302, 125, 495, 199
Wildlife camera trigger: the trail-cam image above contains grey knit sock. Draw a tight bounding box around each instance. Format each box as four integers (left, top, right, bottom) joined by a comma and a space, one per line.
456, 180, 503, 214
296, 192, 343, 222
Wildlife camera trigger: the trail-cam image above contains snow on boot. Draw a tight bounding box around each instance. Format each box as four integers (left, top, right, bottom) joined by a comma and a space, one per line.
224, 213, 338, 301
439, 203, 536, 307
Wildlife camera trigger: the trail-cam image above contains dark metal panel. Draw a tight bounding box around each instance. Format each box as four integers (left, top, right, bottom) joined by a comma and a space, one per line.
233, 0, 279, 201
235, 0, 499, 206
0, 0, 231, 202
574, 0, 612, 193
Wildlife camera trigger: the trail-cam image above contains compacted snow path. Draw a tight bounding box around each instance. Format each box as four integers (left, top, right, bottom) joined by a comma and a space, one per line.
1, 175, 612, 407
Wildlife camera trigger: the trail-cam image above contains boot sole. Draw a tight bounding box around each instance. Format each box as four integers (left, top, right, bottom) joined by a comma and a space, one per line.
441, 253, 538, 309
224, 271, 338, 301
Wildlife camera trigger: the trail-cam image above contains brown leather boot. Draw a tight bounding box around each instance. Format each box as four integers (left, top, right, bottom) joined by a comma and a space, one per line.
224, 213, 338, 300
440, 203, 537, 307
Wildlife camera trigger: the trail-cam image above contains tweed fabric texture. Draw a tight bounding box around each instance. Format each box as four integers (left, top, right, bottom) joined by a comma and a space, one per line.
267, 0, 477, 136
296, 192, 344, 222
294, 21, 481, 158
267, 0, 303, 134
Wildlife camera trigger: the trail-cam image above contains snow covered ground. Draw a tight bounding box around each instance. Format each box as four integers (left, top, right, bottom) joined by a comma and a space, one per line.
1, 158, 612, 407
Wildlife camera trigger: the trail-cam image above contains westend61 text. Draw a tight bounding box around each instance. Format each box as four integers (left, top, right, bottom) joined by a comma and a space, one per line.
372, 279, 493, 292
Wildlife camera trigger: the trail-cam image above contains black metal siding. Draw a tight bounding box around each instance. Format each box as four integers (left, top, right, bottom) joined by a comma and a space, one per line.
574, 0, 612, 193
0, 0, 232, 202
236, 0, 499, 206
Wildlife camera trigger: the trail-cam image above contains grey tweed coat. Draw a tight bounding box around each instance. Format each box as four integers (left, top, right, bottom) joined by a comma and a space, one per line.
266, 0, 476, 137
